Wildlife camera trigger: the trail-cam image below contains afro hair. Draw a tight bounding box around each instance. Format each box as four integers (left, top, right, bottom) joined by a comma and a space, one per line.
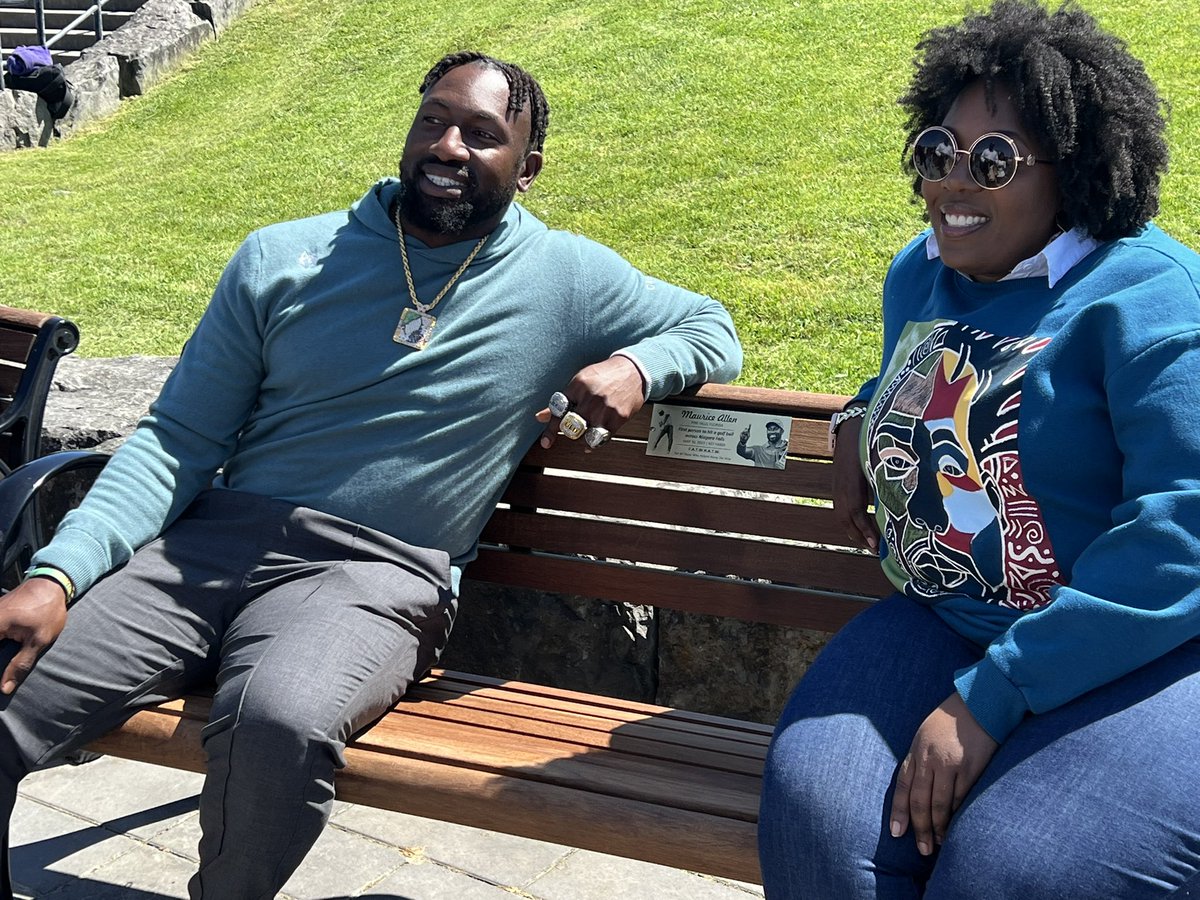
900, 0, 1169, 239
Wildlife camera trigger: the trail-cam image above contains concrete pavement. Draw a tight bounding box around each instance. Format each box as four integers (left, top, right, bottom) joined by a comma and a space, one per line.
11, 755, 765, 899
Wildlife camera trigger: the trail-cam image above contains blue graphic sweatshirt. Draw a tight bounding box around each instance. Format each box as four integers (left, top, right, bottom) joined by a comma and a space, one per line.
856, 224, 1200, 742
33, 179, 742, 595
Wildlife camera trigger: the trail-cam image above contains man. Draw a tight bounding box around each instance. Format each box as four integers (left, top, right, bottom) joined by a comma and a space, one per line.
737, 420, 787, 468
653, 407, 674, 451
0, 51, 741, 898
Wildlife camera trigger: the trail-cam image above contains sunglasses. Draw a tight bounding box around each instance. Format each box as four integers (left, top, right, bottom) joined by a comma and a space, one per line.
911, 126, 1051, 190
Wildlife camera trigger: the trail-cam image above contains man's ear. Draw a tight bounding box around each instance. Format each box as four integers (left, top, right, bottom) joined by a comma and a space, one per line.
516, 150, 544, 193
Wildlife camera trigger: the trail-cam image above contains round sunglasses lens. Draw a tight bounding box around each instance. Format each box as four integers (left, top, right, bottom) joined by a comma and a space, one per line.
913, 129, 956, 181
969, 135, 1017, 188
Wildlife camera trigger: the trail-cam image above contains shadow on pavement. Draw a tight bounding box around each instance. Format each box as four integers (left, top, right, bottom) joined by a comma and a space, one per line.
11, 795, 199, 895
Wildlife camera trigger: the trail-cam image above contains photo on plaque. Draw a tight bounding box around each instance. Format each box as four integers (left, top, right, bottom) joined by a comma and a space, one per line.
646, 404, 792, 469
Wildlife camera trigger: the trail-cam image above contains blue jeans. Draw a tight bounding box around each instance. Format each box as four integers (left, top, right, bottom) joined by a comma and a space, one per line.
758, 594, 1200, 899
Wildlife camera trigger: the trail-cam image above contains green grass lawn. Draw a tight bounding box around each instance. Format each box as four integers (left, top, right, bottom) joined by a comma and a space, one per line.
1, 0, 1196, 392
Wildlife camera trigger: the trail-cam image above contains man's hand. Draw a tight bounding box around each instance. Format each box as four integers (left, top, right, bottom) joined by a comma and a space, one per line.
536, 356, 646, 451
890, 692, 999, 856
0, 578, 69, 695
831, 417, 879, 552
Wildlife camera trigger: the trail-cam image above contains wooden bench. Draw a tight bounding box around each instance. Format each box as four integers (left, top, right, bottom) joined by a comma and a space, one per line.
0, 383, 892, 885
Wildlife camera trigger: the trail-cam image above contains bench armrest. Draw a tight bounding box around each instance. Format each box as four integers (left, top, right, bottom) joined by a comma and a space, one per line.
0, 451, 109, 576
0, 311, 80, 474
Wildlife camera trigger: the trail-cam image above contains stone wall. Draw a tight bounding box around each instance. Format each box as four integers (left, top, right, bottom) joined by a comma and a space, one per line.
42, 355, 831, 724
3, 0, 255, 151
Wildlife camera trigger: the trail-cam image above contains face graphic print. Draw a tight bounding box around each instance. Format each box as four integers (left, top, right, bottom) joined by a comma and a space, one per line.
866, 320, 1062, 610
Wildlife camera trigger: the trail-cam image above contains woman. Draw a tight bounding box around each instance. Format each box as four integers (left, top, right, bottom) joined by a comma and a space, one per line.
758, 2, 1200, 897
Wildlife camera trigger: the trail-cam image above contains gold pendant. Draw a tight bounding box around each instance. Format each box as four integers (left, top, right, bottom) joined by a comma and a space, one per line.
393, 308, 436, 349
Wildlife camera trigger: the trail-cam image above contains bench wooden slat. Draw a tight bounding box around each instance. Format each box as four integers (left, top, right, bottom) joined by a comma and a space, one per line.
0, 325, 37, 401
394, 696, 766, 776
786, 418, 839, 458
501, 469, 848, 545
424, 670, 775, 736
520, 442, 838, 499
406, 681, 769, 765
480, 507, 890, 596
664, 385, 846, 417
358, 716, 761, 819
410, 681, 771, 748
418, 674, 773, 759
0, 327, 37, 364
470, 547, 879, 630
0, 307, 57, 332
413, 678, 774, 745
0, 369, 26, 400
338, 747, 762, 884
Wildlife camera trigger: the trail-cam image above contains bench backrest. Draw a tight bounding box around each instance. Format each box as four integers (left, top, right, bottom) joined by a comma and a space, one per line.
0, 305, 79, 474
467, 384, 891, 633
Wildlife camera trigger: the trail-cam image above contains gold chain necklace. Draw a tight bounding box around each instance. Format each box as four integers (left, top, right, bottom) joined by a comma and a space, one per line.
393, 205, 489, 349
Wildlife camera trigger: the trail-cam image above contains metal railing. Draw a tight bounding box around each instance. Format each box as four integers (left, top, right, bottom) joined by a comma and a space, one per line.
1, 0, 110, 60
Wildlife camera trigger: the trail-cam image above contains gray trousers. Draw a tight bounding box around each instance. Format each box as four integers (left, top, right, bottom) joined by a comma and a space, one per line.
0, 489, 457, 899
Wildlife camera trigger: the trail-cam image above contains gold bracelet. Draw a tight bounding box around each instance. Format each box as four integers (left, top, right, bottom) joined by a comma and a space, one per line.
24, 565, 76, 605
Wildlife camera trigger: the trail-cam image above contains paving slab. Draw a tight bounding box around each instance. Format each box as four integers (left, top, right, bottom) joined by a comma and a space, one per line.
333, 805, 571, 889
526, 849, 764, 899
12, 757, 765, 899
9, 795, 147, 896
59, 842, 196, 899
277, 824, 410, 900
144, 813, 201, 862
367, 858, 524, 899
21, 755, 202, 841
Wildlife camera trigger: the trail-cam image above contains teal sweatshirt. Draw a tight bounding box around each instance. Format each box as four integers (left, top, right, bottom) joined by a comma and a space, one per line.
35, 179, 742, 594
857, 223, 1200, 742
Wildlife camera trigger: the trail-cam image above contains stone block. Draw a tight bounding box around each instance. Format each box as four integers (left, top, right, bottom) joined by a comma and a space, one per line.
656, 608, 830, 724
0, 87, 52, 150
44, 355, 177, 452
444, 581, 657, 703
94, 0, 215, 96
36, 356, 177, 537
59, 51, 123, 136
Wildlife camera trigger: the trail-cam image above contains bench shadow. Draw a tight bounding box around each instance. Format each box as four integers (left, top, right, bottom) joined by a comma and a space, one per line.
14, 878, 186, 900
11, 795, 199, 895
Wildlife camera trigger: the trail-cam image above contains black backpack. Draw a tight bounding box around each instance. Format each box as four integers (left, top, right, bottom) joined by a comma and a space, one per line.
3, 59, 74, 120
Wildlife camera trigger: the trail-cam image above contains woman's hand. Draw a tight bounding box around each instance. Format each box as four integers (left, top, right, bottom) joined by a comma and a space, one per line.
890, 692, 999, 856
831, 416, 879, 551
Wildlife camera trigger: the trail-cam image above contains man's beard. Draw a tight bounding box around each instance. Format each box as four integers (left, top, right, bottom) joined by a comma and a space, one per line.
397, 160, 519, 236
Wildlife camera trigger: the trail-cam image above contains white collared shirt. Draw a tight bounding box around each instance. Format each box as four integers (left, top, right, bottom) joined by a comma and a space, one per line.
925, 227, 1102, 288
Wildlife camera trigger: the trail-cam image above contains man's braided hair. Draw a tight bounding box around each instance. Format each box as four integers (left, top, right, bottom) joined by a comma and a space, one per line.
900, 0, 1169, 240
419, 51, 550, 155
